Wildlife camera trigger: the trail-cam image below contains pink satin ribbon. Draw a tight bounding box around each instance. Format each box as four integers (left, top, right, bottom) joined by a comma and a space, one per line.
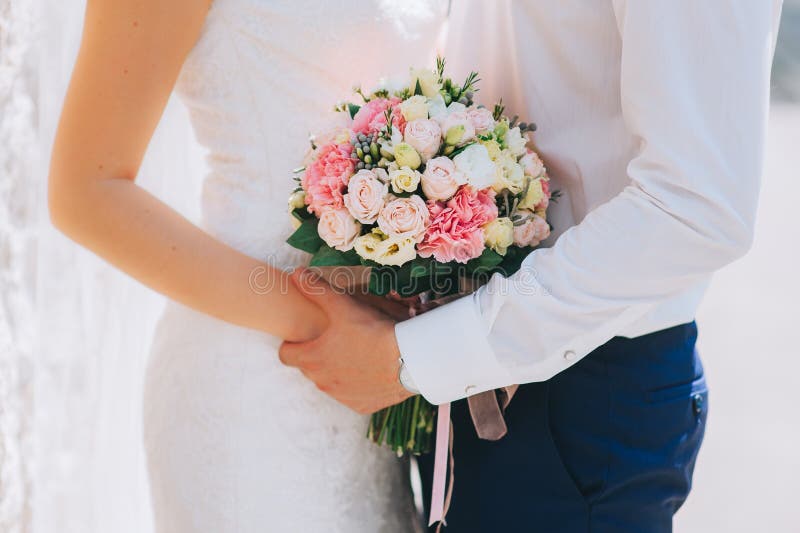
428, 402, 451, 528
428, 386, 519, 529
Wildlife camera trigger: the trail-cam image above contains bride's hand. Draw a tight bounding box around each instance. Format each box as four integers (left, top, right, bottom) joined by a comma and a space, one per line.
279, 269, 413, 414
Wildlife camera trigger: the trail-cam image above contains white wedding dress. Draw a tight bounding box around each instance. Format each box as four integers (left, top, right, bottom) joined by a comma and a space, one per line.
142, 1, 448, 531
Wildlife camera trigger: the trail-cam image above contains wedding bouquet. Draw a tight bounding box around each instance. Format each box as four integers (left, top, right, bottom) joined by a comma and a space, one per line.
286, 59, 553, 455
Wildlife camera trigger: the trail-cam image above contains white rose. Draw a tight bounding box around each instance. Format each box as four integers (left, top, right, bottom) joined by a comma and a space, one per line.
519, 150, 545, 177
467, 107, 496, 134
484, 217, 514, 255
409, 68, 442, 98
377, 195, 429, 242
399, 95, 429, 122
403, 119, 442, 162
318, 208, 361, 251
503, 126, 528, 157
453, 144, 496, 189
389, 166, 421, 193
421, 156, 465, 201
344, 169, 388, 224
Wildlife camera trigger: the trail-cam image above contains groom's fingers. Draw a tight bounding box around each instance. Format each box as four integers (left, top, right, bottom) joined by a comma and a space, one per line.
278, 341, 318, 369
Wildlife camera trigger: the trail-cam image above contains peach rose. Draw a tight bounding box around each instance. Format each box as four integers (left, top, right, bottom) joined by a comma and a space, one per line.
519, 150, 545, 177
513, 213, 550, 247
318, 208, 361, 251
377, 195, 429, 243
403, 119, 442, 162
467, 107, 496, 134
344, 169, 388, 224
420, 156, 464, 201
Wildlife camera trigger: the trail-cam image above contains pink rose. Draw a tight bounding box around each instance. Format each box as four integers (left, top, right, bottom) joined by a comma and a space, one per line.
513, 213, 551, 247
344, 169, 388, 224
403, 119, 442, 162
439, 110, 476, 145
420, 156, 464, 201
302, 143, 356, 214
467, 107, 495, 134
377, 195, 429, 243
520, 150, 545, 177
351, 97, 406, 135
417, 186, 498, 263
318, 208, 361, 251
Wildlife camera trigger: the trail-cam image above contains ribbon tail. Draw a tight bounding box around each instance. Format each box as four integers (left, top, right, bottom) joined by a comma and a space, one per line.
428, 402, 451, 527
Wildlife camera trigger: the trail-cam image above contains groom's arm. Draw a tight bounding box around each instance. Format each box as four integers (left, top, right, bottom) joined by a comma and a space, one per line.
396, 0, 782, 405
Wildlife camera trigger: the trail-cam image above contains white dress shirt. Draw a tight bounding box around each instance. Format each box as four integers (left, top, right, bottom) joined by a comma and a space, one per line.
395, 0, 784, 405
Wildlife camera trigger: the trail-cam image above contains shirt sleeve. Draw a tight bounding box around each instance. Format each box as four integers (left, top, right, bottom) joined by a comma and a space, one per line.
396, 0, 781, 405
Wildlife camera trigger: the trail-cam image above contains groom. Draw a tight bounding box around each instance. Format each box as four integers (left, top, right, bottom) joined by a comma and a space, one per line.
280, 1, 783, 531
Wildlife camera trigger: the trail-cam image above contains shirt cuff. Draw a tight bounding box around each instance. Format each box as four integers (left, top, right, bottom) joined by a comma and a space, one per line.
394, 292, 514, 405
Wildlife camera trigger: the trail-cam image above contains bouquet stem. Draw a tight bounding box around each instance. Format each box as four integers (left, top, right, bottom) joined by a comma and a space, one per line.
368, 394, 435, 455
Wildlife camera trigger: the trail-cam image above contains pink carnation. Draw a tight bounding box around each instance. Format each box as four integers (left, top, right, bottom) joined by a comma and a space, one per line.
351, 97, 406, 135
301, 143, 356, 214
418, 186, 499, 264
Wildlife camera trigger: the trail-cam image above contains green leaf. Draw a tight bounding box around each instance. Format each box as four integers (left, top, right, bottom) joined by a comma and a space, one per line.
414, 79, 423, 96
409, 258, 433, 278
309, 245, 361, 267
286, 218, 324, 254
448, 142, 477, 159
466, 248, 504, 273
348, 103, 361, 119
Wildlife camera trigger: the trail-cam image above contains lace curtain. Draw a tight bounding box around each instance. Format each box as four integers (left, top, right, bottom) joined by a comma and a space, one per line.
1, 1, 204, 531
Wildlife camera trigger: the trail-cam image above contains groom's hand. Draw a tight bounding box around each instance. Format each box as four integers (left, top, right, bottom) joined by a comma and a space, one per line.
278, 268, 414, 414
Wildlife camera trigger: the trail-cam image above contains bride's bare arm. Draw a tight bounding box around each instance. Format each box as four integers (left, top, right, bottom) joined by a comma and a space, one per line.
48, 0, 327, 342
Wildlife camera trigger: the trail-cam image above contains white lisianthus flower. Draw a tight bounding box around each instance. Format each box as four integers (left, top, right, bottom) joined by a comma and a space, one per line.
389, 166, 421, 193
427, 93, 448, 121
518, 177, 546, 210
492, 152, 526, 194
484, 217, 514, 255
318, 208, 361, 251
353, 230, 417, 267
409, 68, 442, 98
453, 144, 496, 189
399, 95, 429, 122
503, 126, 528, 157
288, 190, 306, 210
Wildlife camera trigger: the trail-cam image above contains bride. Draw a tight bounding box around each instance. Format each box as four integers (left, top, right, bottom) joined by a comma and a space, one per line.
47, 0, 449, 531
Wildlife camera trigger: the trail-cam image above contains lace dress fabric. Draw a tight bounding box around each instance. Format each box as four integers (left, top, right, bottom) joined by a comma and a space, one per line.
142, 1, 447, 531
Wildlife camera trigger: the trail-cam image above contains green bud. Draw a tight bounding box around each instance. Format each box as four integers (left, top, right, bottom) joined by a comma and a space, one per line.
356, 147, 364, 158
370, 143, 379, 159
364, 154, 372, 164
444, 125, 465, 146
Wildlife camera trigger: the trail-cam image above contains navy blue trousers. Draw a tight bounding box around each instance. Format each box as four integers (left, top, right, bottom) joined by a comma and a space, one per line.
418, 322, 708, 533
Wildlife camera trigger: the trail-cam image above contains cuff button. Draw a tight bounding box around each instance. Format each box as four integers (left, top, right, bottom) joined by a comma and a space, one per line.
465, 385, 477, 395
563, 350, 577, 362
